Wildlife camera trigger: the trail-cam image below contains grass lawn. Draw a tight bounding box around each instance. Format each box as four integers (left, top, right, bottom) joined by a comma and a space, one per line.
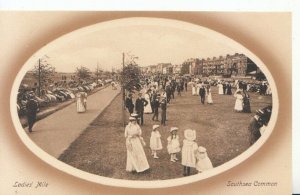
59, 86, 272, 180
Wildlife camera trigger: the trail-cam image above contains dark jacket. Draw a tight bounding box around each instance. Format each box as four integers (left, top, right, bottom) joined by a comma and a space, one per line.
160, 99, 167, 110
199, 87, 206, 97
135, 98, 148, 113
26, 98, 39, 115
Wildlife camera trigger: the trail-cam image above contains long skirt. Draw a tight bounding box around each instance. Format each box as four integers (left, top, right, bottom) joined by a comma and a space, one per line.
192, 87, 196, 96
126, 137, 150, 172
207, 93, 213, 104
76, 99, 86, 113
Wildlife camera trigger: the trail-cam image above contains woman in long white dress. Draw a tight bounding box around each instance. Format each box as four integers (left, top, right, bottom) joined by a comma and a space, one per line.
234, 90, 243, 112
144, 90, 153, 114
217, 83, 224, 95
206, 85, 213, 104
125, 117, 149, 172
192, 83, 196, 96
196, 83, 201, 96
76, 92, 86, 113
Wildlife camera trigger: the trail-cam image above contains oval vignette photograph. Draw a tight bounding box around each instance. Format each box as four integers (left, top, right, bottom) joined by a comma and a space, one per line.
10, 17, 278, 188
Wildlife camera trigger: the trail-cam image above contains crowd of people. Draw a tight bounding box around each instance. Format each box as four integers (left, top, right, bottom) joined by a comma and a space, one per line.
122, 75, 272, 176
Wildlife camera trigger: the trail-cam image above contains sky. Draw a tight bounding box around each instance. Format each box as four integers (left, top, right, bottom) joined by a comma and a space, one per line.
44, 22, 239, 73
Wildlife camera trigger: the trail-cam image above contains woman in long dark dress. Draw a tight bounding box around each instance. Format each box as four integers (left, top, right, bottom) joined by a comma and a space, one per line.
243, 91, 251, 113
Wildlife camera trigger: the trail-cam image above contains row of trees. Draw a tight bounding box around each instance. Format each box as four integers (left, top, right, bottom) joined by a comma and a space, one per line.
31, 56, 114, 96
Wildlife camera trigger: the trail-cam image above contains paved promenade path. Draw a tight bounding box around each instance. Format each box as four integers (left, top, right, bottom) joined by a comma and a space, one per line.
27, 86, 121, 158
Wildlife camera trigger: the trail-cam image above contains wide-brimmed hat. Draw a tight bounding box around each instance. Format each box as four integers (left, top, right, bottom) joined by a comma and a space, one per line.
197, 146, 207, 153
131, 113, 139, 117
170, 127, 178, 133
129, 116, 136, 121
152, 125, 160, 130
184, 129, 196, 141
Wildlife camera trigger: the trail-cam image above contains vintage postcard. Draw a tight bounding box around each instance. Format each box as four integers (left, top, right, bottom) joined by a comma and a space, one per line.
0, 11, 292, 194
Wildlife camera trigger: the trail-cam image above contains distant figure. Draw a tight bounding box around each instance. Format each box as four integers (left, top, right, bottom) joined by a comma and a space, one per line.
192, 83, 197, 96
135, 92, 148, 126
222, 83, 227, 95
206, 85, 213, 104
166, 84, 172, 103
217, 82, 224, 95
184, 81, 188, 92
144, 89, 153, 114
111, 82, 117, 90
26, 93, 39, 133
177, 84, 181, 96
76, 91, 87, 113
125, 93, 134, 114
226, 83, 232, 95
160, 97, 167, 126
234, 90, 243, 112
243, 92, 251, 113
199, 85, 206, 104
152, 95, 160, 121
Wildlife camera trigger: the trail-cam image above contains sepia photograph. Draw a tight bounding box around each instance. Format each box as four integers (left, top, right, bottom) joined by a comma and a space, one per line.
10, 17, 278, 187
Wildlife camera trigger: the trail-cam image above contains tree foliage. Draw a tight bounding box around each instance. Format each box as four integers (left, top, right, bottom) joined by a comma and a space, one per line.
75, 66, 92, 80
181, 63, 190, 75
120, 64, 142, 93
32, 57, 55, 91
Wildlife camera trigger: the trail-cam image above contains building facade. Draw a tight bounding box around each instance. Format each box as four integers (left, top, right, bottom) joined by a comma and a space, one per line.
139, 53, 255, 77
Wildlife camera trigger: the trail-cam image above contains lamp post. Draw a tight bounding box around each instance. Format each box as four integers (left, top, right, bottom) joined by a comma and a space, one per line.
122, 52, 126, 127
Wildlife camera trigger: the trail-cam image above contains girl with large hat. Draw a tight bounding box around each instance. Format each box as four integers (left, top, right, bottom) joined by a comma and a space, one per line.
181, 129, 198, 176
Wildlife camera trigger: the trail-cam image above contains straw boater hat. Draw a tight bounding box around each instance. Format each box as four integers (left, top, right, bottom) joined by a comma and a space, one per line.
152, 125, 160, 130
170, 127, 179, 133
184, 129, 196, 141
197, 146, 207, 153
131, 113, 139, 117
129, 116, 136, 121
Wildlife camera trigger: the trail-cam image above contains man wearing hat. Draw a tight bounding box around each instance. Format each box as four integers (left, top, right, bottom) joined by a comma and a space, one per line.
135, 92, 148, 126
26, 92, 39, 133
152, 94, 160, 121
199, 84, 206, 104
248, 105, 272, 145
160, 96, 167, 126
125, 93, 134, 114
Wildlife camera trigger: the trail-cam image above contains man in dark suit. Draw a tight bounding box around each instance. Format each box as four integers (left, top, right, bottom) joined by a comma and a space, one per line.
166, 84, 172, 103
152, 95, 160, 121
125, 93, 134, 114
160, 97, 167, 126
135, 92, 148, 125
26, 92, 39, 133
199, 85, 206, 104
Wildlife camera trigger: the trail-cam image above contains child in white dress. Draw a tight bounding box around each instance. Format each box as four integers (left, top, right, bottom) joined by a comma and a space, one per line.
195, 146, 213, 173
150, 125, 163, 158
167, 127, 181, 162
181, 129, 198, 176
